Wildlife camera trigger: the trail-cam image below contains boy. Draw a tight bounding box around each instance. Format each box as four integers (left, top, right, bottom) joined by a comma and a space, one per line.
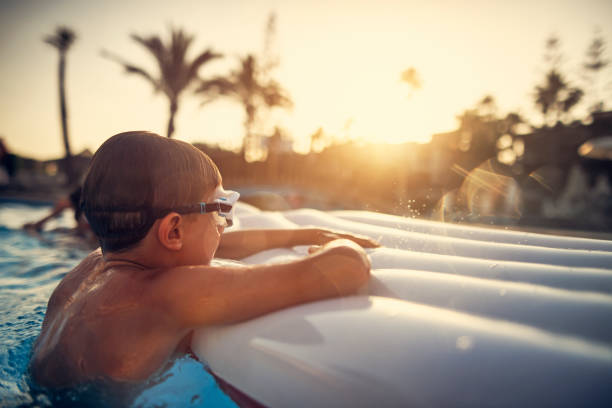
30, 131, 376, 388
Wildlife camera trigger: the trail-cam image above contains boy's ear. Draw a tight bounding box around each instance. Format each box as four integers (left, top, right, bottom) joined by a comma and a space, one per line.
157, 212, 184, 251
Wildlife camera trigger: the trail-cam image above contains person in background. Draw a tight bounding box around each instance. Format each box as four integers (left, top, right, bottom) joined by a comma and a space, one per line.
0, 138, 17, 184
23, 186, 95, 245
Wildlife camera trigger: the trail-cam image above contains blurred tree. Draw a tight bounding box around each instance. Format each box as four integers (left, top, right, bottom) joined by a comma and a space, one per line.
197, 55, 292, 161
198, 13, 292, 161
261, 12, 280, 77
401, 67, 422, 97
456, 109, 496, 158
534, 35, 584, 127
582, 29, 609, 114
476, 95, 497, 119
495, 112, 528, 166
543, 36, 562, 67
101, 28, 221, 138
45, 26, 77, 185
309, 127, 326, 153
455, 96, 527, 168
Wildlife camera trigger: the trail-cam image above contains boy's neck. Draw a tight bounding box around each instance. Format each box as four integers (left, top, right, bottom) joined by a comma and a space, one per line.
103, 255, 150, 270
102, 237, 180, 270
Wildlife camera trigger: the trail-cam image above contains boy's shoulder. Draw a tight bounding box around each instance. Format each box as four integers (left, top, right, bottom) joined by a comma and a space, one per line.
47, 249, 105, 312
68, 248, 105, 282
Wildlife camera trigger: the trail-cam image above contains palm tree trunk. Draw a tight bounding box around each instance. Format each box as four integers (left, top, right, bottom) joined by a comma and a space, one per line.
166, 99, 178, 138
58, 52, 74, 185
243, 105, 256, 160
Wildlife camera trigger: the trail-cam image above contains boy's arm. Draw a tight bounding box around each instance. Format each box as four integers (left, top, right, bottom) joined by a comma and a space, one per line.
23, 198, 72, 231
215, 228, 379, 260
156, 239, 370, 327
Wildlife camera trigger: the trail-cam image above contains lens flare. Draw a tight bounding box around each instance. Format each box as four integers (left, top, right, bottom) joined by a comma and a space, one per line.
434, 160, 522, 223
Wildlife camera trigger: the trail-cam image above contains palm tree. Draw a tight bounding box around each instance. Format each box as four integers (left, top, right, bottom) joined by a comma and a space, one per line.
400, 67, 422, 97
102, 28, 222, 138
534, 69, 583, 126
197, 54, 292, 160
45, 26, 76, 184
534, 35, 583, 127
582, 30, 609, 113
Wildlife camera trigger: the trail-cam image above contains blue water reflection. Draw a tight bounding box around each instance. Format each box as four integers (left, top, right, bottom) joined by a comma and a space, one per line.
0, 201, 236, 407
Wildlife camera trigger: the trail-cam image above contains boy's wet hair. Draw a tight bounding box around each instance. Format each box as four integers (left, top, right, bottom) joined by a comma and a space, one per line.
68, 186, 82, 222
81, 131, 221, 253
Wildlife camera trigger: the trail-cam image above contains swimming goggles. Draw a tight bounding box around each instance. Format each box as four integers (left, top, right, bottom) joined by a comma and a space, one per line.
83, 188, 240, 228
172, 187, 240, 228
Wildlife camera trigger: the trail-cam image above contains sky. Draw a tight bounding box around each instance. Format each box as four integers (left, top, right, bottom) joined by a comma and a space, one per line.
0, 0, 611, 160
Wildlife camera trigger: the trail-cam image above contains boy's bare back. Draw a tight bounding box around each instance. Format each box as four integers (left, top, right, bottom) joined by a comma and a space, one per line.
31, 250, 191, 386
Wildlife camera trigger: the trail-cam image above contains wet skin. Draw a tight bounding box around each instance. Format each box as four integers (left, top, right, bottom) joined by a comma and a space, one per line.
30, 212, 378, 387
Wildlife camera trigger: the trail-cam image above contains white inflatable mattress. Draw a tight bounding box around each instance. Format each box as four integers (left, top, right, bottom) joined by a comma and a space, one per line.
193, 204, 612, 407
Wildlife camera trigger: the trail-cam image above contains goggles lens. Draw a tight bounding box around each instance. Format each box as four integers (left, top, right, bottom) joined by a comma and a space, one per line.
210, 211, 230, 227
212, 188, 240, 227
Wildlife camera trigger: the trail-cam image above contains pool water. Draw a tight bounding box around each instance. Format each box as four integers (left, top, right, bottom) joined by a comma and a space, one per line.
0, 201, 237, 407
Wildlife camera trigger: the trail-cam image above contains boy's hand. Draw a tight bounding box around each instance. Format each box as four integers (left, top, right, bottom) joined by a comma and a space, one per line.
307, 238, 371, 294
308, 238, 372, 264
23, 222, 43, 232
305, 228, 380, 249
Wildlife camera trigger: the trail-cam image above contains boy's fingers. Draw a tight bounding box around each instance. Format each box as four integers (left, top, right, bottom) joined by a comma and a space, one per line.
23, 223, 41, 232
317, 229, 380, 248
354, 238, 380, 248
337, 233, 380, 248
358, 238, 381, 248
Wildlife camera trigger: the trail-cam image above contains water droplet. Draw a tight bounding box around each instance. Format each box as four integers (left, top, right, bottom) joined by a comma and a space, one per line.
489, 263, 498, 269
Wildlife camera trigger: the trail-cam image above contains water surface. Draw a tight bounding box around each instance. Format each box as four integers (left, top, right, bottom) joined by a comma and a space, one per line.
0, 200, 237, 407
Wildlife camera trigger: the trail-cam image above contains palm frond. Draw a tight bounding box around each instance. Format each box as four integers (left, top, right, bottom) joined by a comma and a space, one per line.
262, 81, 293, 109
562, 88, 583, 113
187, 49, 223, 81
100, 49, 160, 92
44, 26, 76, 52
196, 77, 236, 105
153, 29, 196, 99
131, 34, 165, 64
170, 29, 194, 67
131, 34, 167, 89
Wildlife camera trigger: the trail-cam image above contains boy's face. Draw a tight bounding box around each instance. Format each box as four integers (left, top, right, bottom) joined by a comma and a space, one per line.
181, 187, 225, 266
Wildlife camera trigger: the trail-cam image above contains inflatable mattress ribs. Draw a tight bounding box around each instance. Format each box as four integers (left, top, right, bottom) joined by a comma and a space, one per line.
193, 203, 612, 407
